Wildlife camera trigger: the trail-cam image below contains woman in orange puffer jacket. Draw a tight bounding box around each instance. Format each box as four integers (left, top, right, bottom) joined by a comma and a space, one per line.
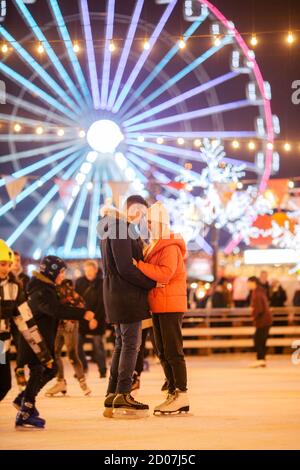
134, 202, 189, 415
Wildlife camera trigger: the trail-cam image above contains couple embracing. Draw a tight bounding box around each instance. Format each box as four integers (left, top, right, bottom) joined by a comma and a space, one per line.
98, 195, 189, 418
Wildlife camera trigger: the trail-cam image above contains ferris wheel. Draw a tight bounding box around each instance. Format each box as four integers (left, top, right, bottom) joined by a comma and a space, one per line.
0, 0, 279, 259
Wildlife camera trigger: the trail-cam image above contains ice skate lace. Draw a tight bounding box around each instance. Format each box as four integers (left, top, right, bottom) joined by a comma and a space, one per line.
128, 394, 145, 405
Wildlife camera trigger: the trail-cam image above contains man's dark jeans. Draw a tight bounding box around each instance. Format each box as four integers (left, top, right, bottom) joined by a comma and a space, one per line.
107, 321, 142, 394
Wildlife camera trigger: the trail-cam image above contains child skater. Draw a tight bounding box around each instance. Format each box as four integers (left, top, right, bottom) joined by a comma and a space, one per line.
0, 240, 53, 405
14, 256, 96, 429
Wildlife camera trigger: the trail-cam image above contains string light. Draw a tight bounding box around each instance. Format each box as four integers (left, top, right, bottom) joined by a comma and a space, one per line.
284, 142, 291, 151
232, 140, 240, 149
36, 126, 44, 135
250, 35, 258, 46
288, 180, 295, 189
214, 36, 221, 47
194, 139, 202, 147
37, 43, 44, 54
143, 40, 150, 50
109, 41, 116, 52
287, 32, 295, 44
14, 123, 22, 133
178, 38, 186, 49
237, 182, 244, 190
248, 141, 256, 150
57, 128, 65, 137
79, 130, 86, 138
137, 136, 145, 143
1, 43, 8, 53
156, 137, 164, 144
177, 137, 185, 145
267, 142, 274, 150
73, 42, 80, 53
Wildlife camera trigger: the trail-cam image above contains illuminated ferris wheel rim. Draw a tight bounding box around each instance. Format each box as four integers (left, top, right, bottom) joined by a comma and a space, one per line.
0, 0, 277, 258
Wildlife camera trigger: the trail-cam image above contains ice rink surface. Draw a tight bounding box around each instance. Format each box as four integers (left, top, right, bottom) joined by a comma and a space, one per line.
1, 355, 300, 450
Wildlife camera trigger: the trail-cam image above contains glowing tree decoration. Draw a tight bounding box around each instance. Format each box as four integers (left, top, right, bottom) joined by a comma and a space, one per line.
0, 0, 278, 258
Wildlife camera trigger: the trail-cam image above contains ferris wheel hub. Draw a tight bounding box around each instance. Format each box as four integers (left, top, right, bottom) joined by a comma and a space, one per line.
86, 119, 124, 154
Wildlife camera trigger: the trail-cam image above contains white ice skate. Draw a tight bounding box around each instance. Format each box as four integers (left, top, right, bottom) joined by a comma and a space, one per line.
79, 378, 91, 396
248, 360, 267, 368
45, 379, 67, 397
154, 390, 189, 415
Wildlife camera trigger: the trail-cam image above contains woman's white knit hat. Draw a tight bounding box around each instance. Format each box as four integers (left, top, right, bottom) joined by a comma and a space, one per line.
148, 202, 170, 237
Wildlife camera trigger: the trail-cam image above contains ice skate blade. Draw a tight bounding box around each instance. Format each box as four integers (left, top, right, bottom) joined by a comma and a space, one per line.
154, 406, 190, 416
45, 391, 67, 397
103, 407, 113, 418
15, 425, 45, 431
113, 408, 150, 419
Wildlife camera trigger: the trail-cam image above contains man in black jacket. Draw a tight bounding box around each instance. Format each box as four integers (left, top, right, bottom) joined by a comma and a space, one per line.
76, 260, 107, 378
98, 195, 156, 417
14, 256, 95, 429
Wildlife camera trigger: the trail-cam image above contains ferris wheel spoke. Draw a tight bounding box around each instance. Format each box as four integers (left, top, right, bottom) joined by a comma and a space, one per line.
121, 36, 233, 120
112, 0, 178, 114
100, 0, 116, 110
0, 113, 72, 132
127, 139, 256, 170
5, 93, 76, 127
123, 71, 239, 127
13, 0, 86, 109
79, 0, 101, 110
0, 26, 81, 115
87, 168, 102, 258
107, 0, 144, 110
128, 146, 196, 177
119, 13, 208, 119
1, 141, 79, 164
0, 134, 79, 143
0, 62, 78, 121
64, 168, 93, 257
127, 131, 258, 139
6, 155, 84, 247
0, 143, 83, 189
48, 0, 92, 107
125, 99, 255, 133
0, 151, 81, 218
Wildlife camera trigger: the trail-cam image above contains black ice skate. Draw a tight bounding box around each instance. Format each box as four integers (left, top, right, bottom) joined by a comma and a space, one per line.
112, 393, 149, 418
103, 393, 117, 418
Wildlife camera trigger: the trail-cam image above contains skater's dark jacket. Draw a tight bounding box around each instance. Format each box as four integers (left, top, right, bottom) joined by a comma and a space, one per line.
75, 271, 106, 335
20, 272, 87, 365
98, 208, 156, 324
250, 285, 273, 328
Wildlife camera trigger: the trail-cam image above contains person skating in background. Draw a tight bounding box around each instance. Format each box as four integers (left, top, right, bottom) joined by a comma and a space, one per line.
293, 282, 300, 307
134, 202, 189, 415
11, 251, 30, 292
247, 276, 273, 368
270, 280, 287, 307
14, 256, 96, 429
10, 251, 30, 391
0, 240, 53, 405
232, 276, 249, 308
45, 279, 93, 397
76, 260, 107, 379
99, 195, 157, 418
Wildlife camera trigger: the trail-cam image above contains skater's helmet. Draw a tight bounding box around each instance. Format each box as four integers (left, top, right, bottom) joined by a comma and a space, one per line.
0, 239, 14, 263
39, 255, 67, 282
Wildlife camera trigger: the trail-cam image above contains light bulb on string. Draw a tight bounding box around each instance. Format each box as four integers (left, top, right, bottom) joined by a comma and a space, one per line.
109, 41, 116, 52
37, 43, 44, 54
287, 32, 295, 44
178, 37, 186, 49
143, 39, 150, 50
250, 35, 258, 47
1, 43, 8, 54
